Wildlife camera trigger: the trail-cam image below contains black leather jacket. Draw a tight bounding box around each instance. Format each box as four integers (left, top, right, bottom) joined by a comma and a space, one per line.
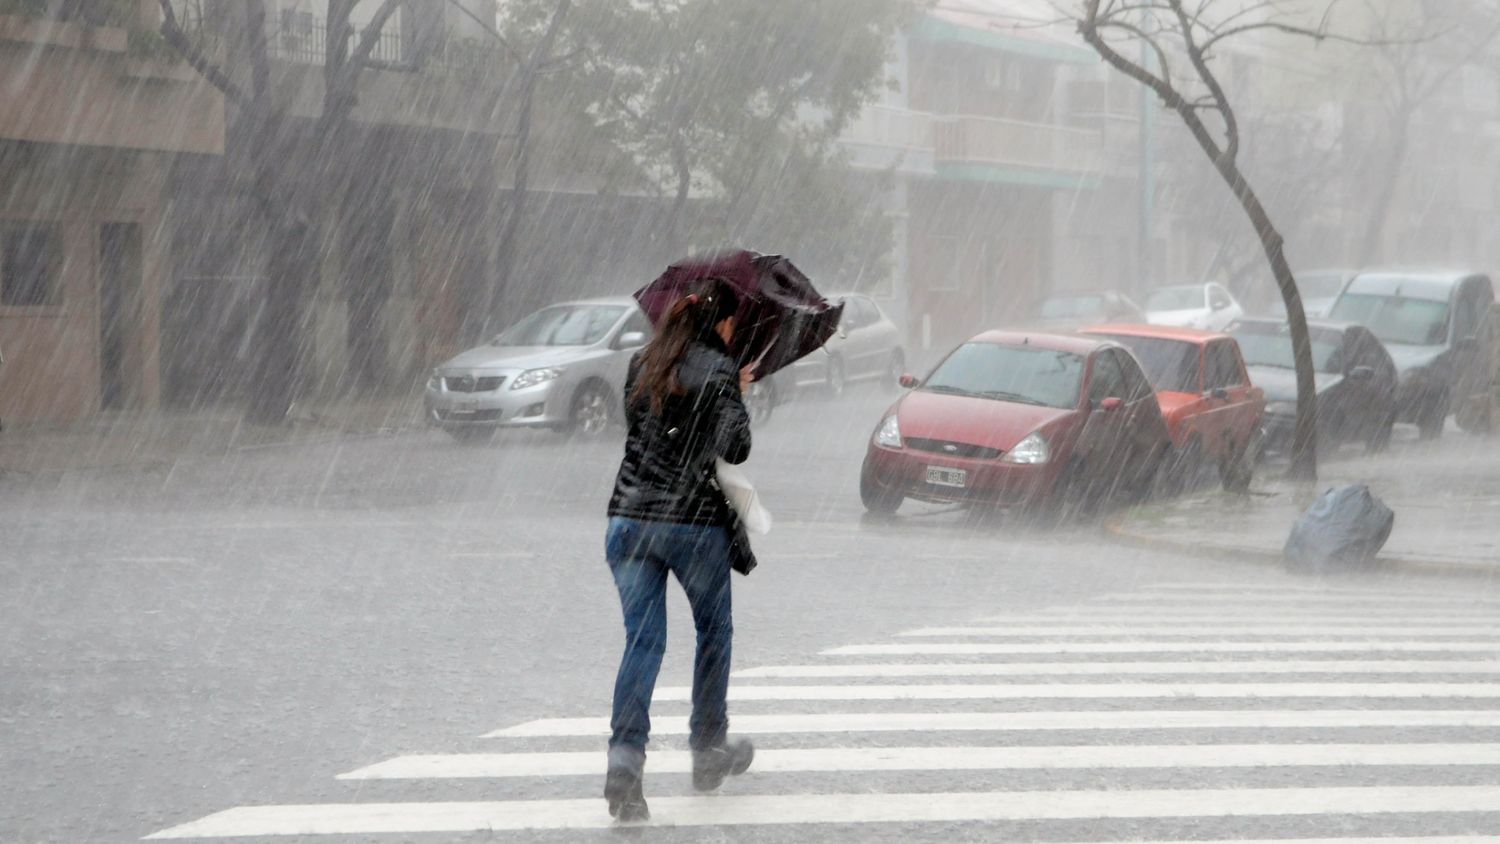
608, 335, 751, 525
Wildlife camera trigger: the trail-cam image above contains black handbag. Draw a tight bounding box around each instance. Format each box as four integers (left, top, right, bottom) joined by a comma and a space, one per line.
726, 509, 758, 576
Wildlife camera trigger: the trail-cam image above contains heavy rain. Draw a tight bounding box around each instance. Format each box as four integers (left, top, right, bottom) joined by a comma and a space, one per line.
3, 0, 1500, 841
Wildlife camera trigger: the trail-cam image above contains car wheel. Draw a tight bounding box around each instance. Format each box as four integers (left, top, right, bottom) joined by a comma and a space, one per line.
826, 356, 847, 397
745, 380, 776, 426
859, 460, 902, 516
1365, 409, 1396, 453
1417, 392, 1447, 440
884, 351, 906, 393
567, 382, 613, 438
1162, 437, 1204, 496
1219, 439, 1254, 492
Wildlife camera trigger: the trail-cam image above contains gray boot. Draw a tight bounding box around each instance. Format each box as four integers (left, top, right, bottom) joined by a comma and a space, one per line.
692, 738, 754, 791
604, 745, 648, 821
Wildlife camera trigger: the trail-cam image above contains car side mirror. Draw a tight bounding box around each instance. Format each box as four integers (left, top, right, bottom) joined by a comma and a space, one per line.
617, 331, 647, 349
1208, 387, 1230, 401
899, 373, 919, 389
1348, 365, 1374, 382
1098, 396, 1124, 411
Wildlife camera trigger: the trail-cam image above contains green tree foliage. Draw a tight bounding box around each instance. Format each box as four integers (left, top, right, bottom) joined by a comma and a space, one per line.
554, 0, 915, 287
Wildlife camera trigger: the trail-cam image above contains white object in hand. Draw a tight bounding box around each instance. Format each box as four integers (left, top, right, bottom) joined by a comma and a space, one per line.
716, 458, 771, 534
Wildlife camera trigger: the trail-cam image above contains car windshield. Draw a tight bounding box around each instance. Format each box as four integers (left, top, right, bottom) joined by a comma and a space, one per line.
493, 305, 626, 347
922, 342, 1083, 409
1328, 293, 1450, 346
1144, 286, 1204, 312
1095, 335, 1198, 393
1036, 295, 1105, 319
1232, 325, 1343, 373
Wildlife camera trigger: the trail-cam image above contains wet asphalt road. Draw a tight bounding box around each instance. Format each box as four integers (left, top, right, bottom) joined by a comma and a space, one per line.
3, 386, 1499, 842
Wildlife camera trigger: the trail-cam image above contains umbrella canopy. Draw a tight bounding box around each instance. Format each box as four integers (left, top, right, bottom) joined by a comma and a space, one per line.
634, 250, 844, 379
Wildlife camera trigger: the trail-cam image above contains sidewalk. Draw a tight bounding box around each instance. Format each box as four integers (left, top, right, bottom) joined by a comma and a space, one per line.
0, 395, 425, 475
1112, 435, 1500, 576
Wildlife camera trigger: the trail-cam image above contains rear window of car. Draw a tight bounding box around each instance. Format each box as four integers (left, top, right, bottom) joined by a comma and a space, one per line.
922, 343, 1084, 409
1094, 335, 1198, 393
1232, 324, 1343, 373
1328, 293, 1450, 346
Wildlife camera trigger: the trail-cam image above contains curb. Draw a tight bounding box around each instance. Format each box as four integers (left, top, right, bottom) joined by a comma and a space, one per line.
1105, 512, 1500, 583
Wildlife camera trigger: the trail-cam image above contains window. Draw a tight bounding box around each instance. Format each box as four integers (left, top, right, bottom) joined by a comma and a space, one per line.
493, 305, 626, 347
1204, 341, 1243, 389
1, 222, 62, 308
922, 343, 1083, 409
613, 310, 651, 348
1088, 350, 1127, 403
1329, 293, 1451, 346
1096, 335, 1198, 393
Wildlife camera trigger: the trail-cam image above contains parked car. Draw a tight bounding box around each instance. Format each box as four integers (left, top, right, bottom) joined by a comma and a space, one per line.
786, 292, 905, 395
1023, 289, 1145, 330
1326, 271, 1496, 438
1230, 317, 1398, 456
859, 331, 1170, 519
425, 297, 651, 441
1144, 282, 1244, 331
1080, 325, 1264, 491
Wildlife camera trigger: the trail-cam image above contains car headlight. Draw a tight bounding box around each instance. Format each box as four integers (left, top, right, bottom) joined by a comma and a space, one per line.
511, 368, 563, 390
875, 415, 902, 448
427, 371, 443, 391
1266, 401, 1295, 417
1003, 431, 1049, 464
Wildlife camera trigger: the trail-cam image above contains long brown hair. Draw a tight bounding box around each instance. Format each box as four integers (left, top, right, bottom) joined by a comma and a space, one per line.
632, 277, 740, 415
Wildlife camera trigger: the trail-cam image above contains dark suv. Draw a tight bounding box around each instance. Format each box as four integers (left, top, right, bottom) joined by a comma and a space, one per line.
1327, 271, 1495, 438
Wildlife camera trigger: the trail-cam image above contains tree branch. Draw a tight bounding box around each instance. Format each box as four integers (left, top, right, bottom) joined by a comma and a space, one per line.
446, 0, 520, 59
347, 0, 405, 75
158, 0, 246, 105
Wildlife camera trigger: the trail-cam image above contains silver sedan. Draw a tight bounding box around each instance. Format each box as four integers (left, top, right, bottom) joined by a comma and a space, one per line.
424, 297, 649, 441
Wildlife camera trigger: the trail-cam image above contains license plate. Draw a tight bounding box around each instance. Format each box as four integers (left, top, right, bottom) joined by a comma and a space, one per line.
454, 399, 479, 412
926, 465, 967, 487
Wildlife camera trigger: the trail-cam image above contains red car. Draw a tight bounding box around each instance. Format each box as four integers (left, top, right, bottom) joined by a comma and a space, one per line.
1080, 324, 1264, 490
860, 331, 1171, 518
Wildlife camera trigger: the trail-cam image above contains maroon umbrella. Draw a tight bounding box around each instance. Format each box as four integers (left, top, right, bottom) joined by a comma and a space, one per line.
633, 250, 844, 380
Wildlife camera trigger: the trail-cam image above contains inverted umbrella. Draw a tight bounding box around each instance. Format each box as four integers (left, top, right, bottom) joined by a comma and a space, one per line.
633, 250, 844, 380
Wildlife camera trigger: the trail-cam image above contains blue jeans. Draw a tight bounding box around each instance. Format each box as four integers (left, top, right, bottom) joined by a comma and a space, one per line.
606, 516, 733, 754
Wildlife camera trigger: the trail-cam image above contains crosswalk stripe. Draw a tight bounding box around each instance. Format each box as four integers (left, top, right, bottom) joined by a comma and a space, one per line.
338, 742, 1500, 780
655, 682, 1500, 702
734, 660, 1500, 679
143, 785, 1500, 838
484, 709, 1500, 739
901, 625, 1500, 637
825, 641, 1500, 655
1119, 583, 1475, 596
980, 613, 1500, 623
1085, 595, 1500, 607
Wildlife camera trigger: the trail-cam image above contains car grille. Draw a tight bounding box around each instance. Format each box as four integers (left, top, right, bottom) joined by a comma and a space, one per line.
444, 375, 506, 393
905, 437, 1003, 460
437, 408, 504, 422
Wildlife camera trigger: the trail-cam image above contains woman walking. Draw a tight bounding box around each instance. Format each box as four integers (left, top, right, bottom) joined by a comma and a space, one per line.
604, 277, 756, 821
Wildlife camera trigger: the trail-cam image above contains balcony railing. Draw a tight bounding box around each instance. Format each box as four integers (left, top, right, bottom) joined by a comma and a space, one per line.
269, 19, 406, 66
841, 105, 935, 151
933, 114, 1102, 174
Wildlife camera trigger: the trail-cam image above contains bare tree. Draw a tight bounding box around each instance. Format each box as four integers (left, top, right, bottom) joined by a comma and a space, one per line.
1354, 0, 1500, 265
1067, 0, 1367, 480
160, 0, 403, 423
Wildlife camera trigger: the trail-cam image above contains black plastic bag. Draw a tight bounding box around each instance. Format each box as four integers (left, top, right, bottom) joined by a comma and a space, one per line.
1284, 484, 1394, 571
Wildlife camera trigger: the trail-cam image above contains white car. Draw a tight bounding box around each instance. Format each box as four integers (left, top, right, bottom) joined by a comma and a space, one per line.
1144, 282, 1244, 331
786, 293, 905, 395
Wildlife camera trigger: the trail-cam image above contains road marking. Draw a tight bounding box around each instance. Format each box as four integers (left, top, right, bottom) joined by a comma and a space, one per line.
1084, 595, 1500, 608
980, 613, 1500, 623
826, 641, 1500, 656
143, 785, 1500, 838
654, 681, 1500, 702
484, 709, 1500, 738
339, 743, 1500, 780
901, 625, 1500, 637
1120, 583, 1477, 598
734, 660, 1500, 679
